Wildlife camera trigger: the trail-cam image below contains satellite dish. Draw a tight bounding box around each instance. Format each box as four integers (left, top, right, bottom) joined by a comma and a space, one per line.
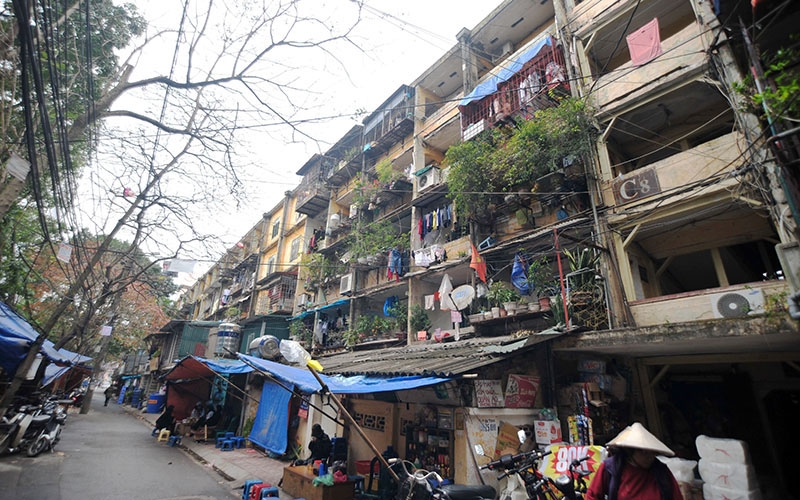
248, 335, 281, 359
450, 284, 475, 310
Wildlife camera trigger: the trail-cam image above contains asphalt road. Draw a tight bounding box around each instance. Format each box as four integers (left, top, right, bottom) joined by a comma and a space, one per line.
0, 400, 239, 500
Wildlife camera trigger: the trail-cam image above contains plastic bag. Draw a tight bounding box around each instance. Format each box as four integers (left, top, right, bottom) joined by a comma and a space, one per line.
511, 253, 531, 295
279, 339, 323, 371
312, 473, 335, 487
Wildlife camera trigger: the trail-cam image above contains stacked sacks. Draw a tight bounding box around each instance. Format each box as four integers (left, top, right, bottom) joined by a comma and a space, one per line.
657, 457, 698, 500
696, 435, 762, 500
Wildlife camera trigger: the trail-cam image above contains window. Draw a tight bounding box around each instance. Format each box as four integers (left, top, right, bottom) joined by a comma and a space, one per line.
265, 256, 276, 276
290, 238, 301, 261
271, 220, 280, 238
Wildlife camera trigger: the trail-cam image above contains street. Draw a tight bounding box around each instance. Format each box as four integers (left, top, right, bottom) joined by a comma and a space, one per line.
0, 401, 239, 500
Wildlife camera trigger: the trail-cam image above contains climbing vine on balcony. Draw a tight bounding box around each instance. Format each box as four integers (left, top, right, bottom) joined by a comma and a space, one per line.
444, 96, 595, 219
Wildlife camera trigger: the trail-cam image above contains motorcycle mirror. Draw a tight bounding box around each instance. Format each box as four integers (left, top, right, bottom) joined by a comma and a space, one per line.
518, 429, 527, 444
474, 444, 485, 456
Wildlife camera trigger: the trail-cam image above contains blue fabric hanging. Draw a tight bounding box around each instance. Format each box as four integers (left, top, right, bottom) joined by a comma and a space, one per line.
249, 380, 292, 455
384, 296, 399, 316
511, 253, 531, 296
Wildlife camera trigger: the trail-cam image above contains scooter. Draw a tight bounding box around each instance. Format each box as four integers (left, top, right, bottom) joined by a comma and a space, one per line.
0, 397, 67, 457
390, 458, 497, 500
475, 445, 558, 500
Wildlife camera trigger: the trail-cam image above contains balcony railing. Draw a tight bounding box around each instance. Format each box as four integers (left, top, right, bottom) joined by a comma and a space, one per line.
460, 42, 569, 140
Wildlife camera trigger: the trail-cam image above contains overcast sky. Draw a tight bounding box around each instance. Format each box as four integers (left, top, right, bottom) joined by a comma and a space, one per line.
203, 1, 496, 240
85, 0, 499, 275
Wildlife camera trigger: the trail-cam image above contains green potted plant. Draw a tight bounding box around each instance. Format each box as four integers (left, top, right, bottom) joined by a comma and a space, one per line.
563, 247, 601, 306
409, 304, 432, 340
526, 256, 554, 311
487, 281, 520, 316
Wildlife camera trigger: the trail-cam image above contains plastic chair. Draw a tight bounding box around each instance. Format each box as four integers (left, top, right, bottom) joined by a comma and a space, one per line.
168, 435, 182, 447
221, 439, 235, 451
233, 436, 247, 448
242, 480, 263, 500
157, 429, 171, 442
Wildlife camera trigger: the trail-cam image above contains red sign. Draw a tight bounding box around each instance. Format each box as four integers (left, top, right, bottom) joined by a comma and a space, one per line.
504, 374, 540, 408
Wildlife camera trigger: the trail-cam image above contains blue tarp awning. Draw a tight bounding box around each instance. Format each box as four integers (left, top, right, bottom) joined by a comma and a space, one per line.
459, 36, 553, 106
161, 355, 254, 381
288, 298, 350, 321
0, 301, 92, 378
238, 353, 452, 394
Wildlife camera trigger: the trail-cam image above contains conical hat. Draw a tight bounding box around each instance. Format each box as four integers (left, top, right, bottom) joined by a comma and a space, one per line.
607, 422, 674, 456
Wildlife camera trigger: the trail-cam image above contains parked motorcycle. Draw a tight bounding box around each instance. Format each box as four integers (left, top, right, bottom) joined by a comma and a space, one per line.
476, 445, 592, 500
476, 446, 559, 500
390, 458, 497, 500
0, 396, 68, 457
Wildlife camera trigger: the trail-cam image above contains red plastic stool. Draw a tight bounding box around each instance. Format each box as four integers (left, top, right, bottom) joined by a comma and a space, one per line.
249, 483, 272, 500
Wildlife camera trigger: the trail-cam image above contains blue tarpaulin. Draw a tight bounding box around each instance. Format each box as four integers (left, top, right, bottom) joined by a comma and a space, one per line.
238, 353, 452, 394
248, 379, 291, 455
0, 301, 92, 378
161, 355, 254, 381
459, 36, 553, 106
288, 298, 350, 321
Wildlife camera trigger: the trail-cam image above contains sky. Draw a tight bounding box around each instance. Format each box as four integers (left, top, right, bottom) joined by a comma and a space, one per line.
86, 0, 501, 276
220, 0, 494, 240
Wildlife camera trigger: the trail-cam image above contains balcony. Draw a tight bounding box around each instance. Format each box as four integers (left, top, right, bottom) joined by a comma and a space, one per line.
296, 181, 331, 216
459, 37, 569, 140
603, 131, 745, 216
592, 24, 707, 117
629, 280, 788, 327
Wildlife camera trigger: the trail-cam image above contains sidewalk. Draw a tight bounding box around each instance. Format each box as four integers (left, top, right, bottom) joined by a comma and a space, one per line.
121, 404, 291, 498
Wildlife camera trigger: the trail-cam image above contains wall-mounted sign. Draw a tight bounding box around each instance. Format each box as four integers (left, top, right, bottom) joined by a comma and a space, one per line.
473, 380, 504, 407
612, 168, 661, 204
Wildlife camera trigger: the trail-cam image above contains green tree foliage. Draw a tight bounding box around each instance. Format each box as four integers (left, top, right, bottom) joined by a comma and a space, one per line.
444, 97, 595, 219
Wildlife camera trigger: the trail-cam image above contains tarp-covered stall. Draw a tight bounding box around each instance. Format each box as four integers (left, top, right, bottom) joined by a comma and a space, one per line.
161, 355, 253, 420
1, 301, 92, 384
237, 353, 454, 456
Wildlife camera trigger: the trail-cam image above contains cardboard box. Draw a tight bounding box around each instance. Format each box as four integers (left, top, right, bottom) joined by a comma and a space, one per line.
533, 419, 563, 445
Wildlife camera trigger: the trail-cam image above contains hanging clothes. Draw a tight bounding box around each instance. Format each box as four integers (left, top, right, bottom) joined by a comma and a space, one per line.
511, 253, 531, 296
626, 18, 662, 66
438, 273, 456, 311
424, 295, 435, 310
388, 248, 404, 280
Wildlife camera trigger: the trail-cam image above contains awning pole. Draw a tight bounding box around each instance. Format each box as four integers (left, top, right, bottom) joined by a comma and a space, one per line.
306, 366, 400, 482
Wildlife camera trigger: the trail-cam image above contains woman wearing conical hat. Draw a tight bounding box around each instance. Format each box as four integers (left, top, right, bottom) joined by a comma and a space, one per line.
585, 422, 683, 500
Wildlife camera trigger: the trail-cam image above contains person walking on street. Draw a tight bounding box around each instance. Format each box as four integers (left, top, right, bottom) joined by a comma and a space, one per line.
104, 386, 114, 406
585, 422, 683, 500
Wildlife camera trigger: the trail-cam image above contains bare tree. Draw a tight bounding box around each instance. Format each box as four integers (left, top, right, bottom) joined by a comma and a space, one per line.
1, 0, 365, 412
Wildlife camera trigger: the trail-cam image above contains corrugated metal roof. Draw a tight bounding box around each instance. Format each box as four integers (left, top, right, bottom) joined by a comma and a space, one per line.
314, 331, 564, 377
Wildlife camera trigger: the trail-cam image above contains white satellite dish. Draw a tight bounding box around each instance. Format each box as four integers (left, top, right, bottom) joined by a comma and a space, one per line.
450, 284, 475, 310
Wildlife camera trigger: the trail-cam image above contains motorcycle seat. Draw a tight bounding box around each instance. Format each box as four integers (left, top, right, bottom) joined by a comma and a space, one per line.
440, 484, 497, 500
31, 415, 51, 424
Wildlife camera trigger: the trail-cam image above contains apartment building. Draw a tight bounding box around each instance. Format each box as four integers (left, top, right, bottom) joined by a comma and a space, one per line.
155, 0, 798, 495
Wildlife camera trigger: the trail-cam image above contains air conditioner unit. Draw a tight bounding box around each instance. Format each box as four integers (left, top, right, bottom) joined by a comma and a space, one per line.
417, 167, 441, 193
296, 293, 309, 308
349, 204, 359, 219
709, 289, 764, 319
340, 273, 354, 295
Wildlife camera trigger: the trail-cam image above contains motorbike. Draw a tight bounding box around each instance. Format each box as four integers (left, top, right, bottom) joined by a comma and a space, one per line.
0, 396, 68, 457
476, 446, 560, 500
475, 445, 592, 500
389, 458, 497, 500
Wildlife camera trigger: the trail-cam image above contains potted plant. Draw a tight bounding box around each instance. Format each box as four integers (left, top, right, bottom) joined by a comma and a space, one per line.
526, 256, 554, 311
563, 247, 601, 307
488, 281, 521, 316
409, 304, 432, 340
